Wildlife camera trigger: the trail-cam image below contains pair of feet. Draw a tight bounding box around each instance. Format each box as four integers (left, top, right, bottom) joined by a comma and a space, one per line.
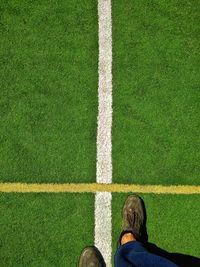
79, 195, 148, 267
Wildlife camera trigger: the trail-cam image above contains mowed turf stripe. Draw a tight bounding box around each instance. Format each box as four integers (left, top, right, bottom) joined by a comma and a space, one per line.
95, 0, 113, 266
1, 183, 200, 194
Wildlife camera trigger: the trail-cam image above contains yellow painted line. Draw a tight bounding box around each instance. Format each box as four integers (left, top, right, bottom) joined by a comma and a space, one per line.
0, 183, 200, 194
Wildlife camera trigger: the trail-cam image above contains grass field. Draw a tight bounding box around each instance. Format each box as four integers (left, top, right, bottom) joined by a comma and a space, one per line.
1, 193, 94, 266
0, 0, 200, 266
0, 0, 98, 183
112, 0, 200, 185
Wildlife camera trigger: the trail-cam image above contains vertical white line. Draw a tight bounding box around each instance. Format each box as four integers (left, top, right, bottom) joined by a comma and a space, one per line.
95, 0, 112, 266
96, 0, 112, 184
95, 192, 112, 266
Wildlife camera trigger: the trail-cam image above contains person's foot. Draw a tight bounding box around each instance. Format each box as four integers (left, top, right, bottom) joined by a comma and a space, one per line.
121, 194, 148, 243
78, 246, 106, 267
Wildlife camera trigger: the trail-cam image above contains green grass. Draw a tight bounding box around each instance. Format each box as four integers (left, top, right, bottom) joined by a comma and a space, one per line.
112, 0, 200, 185
0, 0, 98, 183
1, 1, 200, 266
0, 193, 94, 267
112, 193, 200, 266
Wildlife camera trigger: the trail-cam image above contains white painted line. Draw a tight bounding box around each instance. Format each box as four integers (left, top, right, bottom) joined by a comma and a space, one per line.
95, 192, 112, 266
96, 0, 112, 184
95, 0, 113, 266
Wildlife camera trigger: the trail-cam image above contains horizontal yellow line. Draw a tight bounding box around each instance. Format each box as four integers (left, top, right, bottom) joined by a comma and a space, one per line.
0, 183, 200, 194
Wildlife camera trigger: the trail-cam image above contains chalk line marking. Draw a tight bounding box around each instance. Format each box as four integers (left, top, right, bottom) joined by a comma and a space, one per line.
95, 192, 112, 266
1, 183, 200, 194
96, 0, 112, 184
95, 0, 113, 266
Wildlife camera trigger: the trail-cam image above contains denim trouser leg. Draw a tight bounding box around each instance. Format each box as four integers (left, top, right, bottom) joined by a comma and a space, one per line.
114, 241, 178, 267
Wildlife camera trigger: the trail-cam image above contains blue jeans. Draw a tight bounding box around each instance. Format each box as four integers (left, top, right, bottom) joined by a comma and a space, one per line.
114, 241, 178, 267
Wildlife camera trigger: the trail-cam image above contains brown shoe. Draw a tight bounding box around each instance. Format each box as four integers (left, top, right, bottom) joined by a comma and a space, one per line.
121, 195, 148, 243
78, 246, 106, 267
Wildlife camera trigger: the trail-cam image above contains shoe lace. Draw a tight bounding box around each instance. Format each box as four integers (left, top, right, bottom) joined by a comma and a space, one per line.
128, 211, 142, 234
